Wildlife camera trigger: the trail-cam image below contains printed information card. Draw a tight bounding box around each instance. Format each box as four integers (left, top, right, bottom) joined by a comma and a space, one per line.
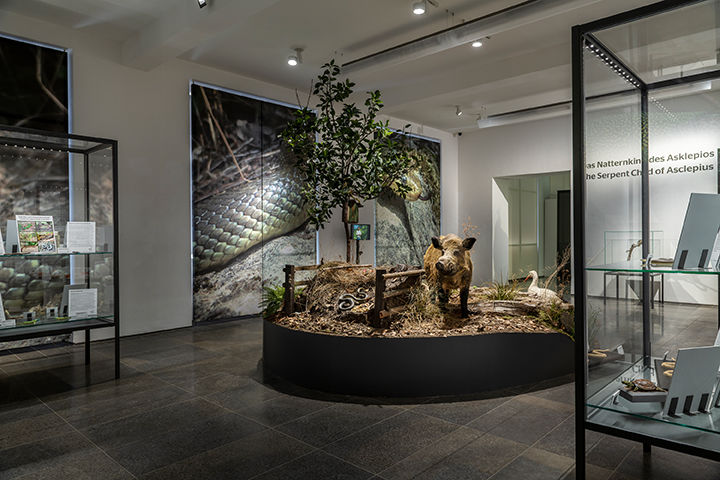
68, 288, 98, 319
66, 222, 96, 253
16, 215, 56, 254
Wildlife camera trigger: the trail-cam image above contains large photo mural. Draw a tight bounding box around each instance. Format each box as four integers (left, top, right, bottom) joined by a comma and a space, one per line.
191, 84, 315, 322
376, 134, 441, 266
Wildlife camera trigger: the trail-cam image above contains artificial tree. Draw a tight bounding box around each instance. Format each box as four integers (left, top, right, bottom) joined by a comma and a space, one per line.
281, 60, 413, 262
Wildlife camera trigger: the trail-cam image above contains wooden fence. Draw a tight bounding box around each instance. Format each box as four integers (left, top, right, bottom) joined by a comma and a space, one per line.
282, 263, 426, 326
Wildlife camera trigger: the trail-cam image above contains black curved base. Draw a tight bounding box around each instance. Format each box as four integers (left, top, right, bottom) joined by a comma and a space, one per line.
263, 320, 573, 397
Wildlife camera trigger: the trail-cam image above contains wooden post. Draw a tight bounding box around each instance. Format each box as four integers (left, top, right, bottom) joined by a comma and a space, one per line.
372, 268, 387, 326
283, 264, 296, 315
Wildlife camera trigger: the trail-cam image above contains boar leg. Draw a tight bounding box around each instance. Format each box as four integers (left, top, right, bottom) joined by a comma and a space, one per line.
438, 287, 449, 312
460, 287, 470, 318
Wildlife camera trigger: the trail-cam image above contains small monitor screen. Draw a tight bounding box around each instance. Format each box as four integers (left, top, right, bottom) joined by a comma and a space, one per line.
351, 223, 370, 240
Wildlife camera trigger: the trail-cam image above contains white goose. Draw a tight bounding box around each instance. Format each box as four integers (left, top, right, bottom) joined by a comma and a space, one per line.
524, 270, 562, 303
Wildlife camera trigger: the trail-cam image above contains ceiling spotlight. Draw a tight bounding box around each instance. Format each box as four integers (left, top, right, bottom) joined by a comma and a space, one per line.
197, 0, 207, 8
471, 40, 483, 48
455, 105, 463, 116
412, 0, 426, 15
287, 48, 303, 67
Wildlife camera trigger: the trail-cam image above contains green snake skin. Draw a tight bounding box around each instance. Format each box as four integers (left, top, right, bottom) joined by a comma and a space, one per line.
193, 171, 308, 273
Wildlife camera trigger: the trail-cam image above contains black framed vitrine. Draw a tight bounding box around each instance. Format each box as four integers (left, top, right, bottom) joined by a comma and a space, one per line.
0, 125, 119, 378
573, 0, 720, 475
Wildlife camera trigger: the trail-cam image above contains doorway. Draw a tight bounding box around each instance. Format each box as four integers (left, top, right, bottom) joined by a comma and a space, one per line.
492, 171, 571, 282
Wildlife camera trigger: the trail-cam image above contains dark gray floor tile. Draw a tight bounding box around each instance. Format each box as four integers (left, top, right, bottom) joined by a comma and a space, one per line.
52, 383, 195, 429
13, 450, 133, 480
378, 427, 482, 480
527, 381, 574, 405
586, 435, 636, 470
107, 411, 266, 476
478, 396, 572, 445
139, 429, 313, 480
80, 397, 225, 450
253, 450, 374, 480
0, 431, 102, 479
276, 403, 402, 447
411, 396, 510, 426
0, 407, 73, 450
409, 433, 527, 480
236, 393, 332, 427
562, 464, 614, 480
39, 370, 162, 405
491, 447, 573, 480
323, 410, 460, 473
535, 415, 603, 458
204, 377, 283, 410
613, 445, 720, 480
123, 344, 218, 372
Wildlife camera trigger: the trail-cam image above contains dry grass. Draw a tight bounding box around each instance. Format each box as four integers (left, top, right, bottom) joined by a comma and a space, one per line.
303, 262, 374, 315
400, 282, 443, 327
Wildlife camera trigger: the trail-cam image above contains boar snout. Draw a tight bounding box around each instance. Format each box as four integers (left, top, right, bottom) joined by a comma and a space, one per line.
435, 259, 456, 275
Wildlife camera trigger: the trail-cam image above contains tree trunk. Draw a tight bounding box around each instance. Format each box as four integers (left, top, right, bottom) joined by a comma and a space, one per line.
343, 201, 352, 263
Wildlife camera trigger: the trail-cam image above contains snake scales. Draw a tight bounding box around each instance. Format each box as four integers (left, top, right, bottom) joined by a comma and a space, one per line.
192, 164, 430, 274
193, 168, 309, 273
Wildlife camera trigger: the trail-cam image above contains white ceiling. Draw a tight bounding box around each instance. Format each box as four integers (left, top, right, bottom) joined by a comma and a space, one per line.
0, 0, 662, 132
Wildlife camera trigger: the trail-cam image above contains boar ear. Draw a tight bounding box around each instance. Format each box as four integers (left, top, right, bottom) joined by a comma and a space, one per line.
462, 237, 477, 250
431, 237, 442, 249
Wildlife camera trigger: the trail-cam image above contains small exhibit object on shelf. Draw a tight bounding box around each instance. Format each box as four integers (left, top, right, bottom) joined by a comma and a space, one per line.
21, 311, 36, 324
60, 284, 86, 317
673, 193, 720, 269
65, 221, 96, 253
662, 345, 720, 417
46, 307, 58, 319
15, 215, 57, 254
68, 288, 97, 318
0, 293, 12, 328
5, 220, 18, 254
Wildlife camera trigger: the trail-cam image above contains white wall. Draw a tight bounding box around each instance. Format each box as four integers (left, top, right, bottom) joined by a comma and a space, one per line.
458, 115, 572, 285
0, 11, 460, 335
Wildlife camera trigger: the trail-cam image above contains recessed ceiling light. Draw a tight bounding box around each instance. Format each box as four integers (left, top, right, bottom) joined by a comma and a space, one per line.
412, 1, 426, 15
287, 48, 303, 67
197, 0, 207, 8
471, 40, 483, 48
455, 105, 463, 116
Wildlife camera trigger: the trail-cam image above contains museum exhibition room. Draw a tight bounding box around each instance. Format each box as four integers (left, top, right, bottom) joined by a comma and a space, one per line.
6, 0, 720, 479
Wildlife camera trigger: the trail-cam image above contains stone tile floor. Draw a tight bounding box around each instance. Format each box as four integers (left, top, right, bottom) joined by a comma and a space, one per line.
0, 316, 719, 479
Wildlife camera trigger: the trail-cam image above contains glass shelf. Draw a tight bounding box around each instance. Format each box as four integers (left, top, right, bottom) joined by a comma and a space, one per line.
587, 262, 720, 275
587, 357, 720, 436
0, 251, 112, 259
0, 314, 114, 332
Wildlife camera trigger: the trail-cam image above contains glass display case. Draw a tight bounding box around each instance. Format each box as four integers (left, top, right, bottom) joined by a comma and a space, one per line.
0, 125, 118, 378
573, 0, 720, 472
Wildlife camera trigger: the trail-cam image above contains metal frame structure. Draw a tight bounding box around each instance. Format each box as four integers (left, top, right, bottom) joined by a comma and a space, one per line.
573, 0, 720, 476
0, 125, 120, 379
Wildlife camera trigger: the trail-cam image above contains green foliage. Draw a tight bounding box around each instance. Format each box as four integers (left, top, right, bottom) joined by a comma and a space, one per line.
280, 59, 414, 230
538, 302, 575, 341
483, 280, 520, 301
260, 285, 285, 318
260, 285, 304, 319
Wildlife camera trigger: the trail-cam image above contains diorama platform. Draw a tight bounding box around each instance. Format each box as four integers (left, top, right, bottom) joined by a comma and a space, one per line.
263, 319, 574, 397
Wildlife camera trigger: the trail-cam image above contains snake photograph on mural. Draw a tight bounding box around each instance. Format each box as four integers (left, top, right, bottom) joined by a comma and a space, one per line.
376, 134, 441, 266
191, 84, 316, 322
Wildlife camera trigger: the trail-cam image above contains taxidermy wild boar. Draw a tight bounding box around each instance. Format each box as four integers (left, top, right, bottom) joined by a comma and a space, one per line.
423, 234, 476, 318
